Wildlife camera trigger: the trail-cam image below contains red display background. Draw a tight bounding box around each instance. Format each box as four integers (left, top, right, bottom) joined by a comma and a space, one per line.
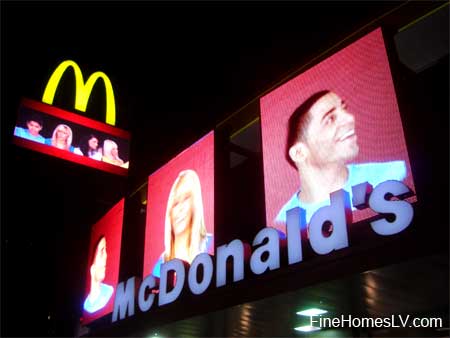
13, 98, 130, 176
82, 198, 124, 325
21, 98, 130, 138
143, 131, 215, 278
12, 137, 128, 176
260, 28, 416, 230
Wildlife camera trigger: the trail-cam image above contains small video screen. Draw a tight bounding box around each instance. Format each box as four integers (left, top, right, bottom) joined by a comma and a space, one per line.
13, 98, 131, 175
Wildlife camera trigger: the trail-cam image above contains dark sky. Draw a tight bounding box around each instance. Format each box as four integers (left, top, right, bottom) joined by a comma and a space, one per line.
3, 1, 404, 187
4, 1, 445, 337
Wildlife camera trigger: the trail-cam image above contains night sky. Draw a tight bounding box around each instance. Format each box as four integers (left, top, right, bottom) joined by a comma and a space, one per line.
1, 2, 447, 337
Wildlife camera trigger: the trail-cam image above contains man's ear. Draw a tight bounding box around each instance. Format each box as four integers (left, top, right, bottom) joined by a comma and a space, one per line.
289, 142, 307, 165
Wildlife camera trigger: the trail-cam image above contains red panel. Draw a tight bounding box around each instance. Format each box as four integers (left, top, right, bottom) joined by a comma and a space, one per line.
12, 137, 127, 176
21, 98, 130, 139
143, 131, 215, 279
82, 199, 124, 325
260, 28, 416, 231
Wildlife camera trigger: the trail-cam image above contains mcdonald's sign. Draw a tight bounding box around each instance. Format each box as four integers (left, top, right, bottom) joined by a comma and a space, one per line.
42, 60, 116, 126
11, 60, 131, 176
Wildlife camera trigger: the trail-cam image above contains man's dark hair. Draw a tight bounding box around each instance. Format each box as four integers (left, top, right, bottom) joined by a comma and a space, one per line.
26, 113, 43, 127
285, 90, 331, 168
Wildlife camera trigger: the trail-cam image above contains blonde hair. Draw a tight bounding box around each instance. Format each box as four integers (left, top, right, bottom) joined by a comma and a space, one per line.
164, 170, 207, 263
102, 139, 124, 165
51, 124, 73, 150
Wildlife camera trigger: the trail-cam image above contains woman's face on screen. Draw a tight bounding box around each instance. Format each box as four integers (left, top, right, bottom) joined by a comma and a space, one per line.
110, 144, 118, 158
170, 177, 194, 237
88, 137, 99, 150
56, 127, 69, 141
92, 237, 107, 283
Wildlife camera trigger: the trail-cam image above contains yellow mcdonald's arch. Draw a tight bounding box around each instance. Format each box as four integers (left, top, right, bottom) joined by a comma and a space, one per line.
42, 60, 116, 125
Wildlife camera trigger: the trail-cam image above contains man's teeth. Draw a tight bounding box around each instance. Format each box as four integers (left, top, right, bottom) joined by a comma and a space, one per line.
340, 130, 355, 141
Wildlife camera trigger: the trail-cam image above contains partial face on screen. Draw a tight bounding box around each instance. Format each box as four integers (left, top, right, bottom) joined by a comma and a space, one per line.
91, 237, 107, 283
83, 199, 123, 323
301, 92, 359, 167
170, 176, 194, 237
111, 144, 119, 158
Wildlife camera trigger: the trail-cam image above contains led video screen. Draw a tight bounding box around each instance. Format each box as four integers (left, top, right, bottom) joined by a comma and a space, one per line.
143, 131, 214, 279
82, 198, 124, 324
12, 98, 130, 175
260, 28, 416, 234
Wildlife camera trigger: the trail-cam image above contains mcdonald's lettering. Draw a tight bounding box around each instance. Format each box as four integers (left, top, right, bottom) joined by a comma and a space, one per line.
113, 180, 414, 322
42, 60, 116, 125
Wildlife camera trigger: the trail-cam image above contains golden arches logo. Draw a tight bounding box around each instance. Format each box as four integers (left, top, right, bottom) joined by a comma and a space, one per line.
42, 60, 116, 125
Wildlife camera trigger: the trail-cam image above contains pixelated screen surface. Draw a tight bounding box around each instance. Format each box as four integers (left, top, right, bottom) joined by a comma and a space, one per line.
143, 131, 214, 279
82, 198, 124, 324
260, 28, 416, 232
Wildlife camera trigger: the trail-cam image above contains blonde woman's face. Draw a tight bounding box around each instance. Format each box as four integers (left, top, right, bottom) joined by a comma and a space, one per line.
170, 177, 194, 237
56, 127, 69, 141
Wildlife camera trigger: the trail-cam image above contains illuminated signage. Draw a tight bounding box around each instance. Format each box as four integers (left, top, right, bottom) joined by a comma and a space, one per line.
12, 59, 130, 175
259, 28, 417, 235
73, 28, 420, 329
83, 199, 125, 325
42, 60, 116, 125
112, 179, 414, 322
142, 131, 215, 280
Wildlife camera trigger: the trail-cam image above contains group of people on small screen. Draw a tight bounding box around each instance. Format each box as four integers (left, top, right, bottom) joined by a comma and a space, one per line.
14, 114, 128, 168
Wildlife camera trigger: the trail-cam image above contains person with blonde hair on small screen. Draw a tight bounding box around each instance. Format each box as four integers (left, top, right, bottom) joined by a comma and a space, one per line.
46, 124, 74, 152
152, 169, 213, 277
102, 139, 129, 168
83, 235, 114, 313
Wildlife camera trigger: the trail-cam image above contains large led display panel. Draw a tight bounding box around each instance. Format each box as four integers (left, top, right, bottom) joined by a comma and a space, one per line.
12, 98, 130, 176
82, 199, 124, 324
260, 28, 416, 234
143, 131, 214, 279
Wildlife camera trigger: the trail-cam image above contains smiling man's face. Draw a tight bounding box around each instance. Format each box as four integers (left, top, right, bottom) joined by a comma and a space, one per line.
301, 92, 359, 167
